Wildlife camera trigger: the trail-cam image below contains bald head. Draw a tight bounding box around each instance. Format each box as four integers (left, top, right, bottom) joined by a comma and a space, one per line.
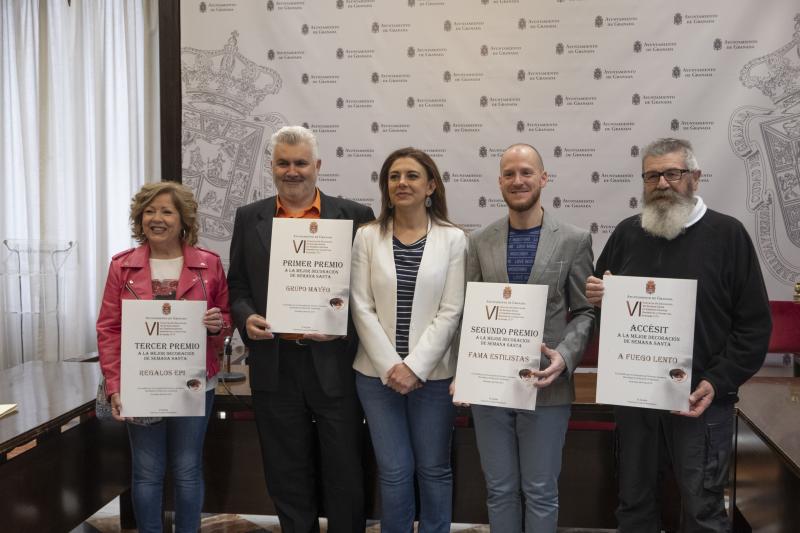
500, 143, 545, 173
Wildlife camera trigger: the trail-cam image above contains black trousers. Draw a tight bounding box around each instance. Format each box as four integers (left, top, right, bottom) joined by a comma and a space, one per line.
615, 403, 734, 533
251, 341, 365, 533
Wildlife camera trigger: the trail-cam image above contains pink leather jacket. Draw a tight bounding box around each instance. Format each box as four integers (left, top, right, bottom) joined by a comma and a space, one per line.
96, 244, 231, 396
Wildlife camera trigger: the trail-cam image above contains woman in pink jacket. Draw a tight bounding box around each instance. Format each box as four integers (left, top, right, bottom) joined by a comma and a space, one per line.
97, 182, 230, 533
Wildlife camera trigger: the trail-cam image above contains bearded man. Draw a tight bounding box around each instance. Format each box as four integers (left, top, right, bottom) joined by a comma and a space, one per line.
463, 143, 594, 532
585, 138, 772, 532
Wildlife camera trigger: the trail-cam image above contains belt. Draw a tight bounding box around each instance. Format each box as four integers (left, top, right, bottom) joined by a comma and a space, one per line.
278, 337, 312, 350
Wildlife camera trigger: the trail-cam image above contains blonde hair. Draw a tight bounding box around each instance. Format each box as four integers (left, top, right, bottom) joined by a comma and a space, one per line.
130, 182, 199, 246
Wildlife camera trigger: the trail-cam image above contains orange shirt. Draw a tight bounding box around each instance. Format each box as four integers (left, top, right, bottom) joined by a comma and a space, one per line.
276, 189, 321, 340
275, 188, 321, 219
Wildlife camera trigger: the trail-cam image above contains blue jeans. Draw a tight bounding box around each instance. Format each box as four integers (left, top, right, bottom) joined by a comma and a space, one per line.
471, 404, 571, 533
126, 389, 214, 533
356, 372, 455, 533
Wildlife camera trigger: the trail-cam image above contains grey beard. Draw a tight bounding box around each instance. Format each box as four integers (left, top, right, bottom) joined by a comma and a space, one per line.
640, 194, 694, 240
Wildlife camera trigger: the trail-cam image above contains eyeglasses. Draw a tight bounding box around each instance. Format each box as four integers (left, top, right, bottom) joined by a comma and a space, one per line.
641, 168, 692, 183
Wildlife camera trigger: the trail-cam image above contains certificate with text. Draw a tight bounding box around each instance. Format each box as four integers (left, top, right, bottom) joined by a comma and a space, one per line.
266, 218, 353, 335
454, 282, 548, 410
121, 300, 207, 417
596, 275, 696, 411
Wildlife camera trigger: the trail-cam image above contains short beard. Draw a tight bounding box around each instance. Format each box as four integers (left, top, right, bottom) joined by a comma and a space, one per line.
640, 189, 694, 240
503, 189, 540, 213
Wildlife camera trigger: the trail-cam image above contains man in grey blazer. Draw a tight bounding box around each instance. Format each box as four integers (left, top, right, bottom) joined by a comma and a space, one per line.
465, 143, 594, 532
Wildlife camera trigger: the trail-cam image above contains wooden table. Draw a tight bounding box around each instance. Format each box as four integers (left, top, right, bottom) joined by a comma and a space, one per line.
733, 377, 800, 532
202, 368, 623, 527
0, 361, 129, 533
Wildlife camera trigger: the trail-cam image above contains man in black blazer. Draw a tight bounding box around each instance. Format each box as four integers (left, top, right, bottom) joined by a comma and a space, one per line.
227, 126, 374, 533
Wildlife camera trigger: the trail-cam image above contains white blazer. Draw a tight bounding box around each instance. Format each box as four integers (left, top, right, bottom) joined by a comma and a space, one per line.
351, 220, 466, 382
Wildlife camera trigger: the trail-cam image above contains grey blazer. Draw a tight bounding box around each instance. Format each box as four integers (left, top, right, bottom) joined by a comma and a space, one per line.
466, 210, 595, 406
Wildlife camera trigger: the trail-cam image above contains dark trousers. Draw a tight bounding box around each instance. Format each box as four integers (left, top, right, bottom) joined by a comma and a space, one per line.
615, 403, 734, 533
251, 342, 365, 533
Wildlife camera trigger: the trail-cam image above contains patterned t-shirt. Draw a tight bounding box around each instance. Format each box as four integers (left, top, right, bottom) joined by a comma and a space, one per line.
507, 225, 541, 283
149, 257, 182, 299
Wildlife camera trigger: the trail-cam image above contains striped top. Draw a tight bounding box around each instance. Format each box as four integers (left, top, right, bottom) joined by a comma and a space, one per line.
507, 224, 541, 283
393, 235, 427, 357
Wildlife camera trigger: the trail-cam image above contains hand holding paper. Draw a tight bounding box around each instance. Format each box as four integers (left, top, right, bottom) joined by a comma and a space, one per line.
246, 314, 274, 340
676, 379, 715, 418
533, 344, 566, 388
586, 270, 611, 307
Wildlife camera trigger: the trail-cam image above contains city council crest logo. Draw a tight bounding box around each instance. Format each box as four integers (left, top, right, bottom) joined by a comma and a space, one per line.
480, 44, 489, 57
267, 49, 275, 61
673, 13, 683, 25
593, 68, 603, 80
442, 121, 451, 133
552, 197, 562, 208
301, 24, 309, 35
336, 97, 344, 109
371, 122, 379, 133
162, 302, 172, 316
595, 16, 604, 28
407, 97, 415, 108
592, 120, 601, 132
478, 146, 488, 158
336, 0, 344, 9
370, 171, 378, 182
633, 40, 642, 53
371, 72, 379, 83
479, 95, 488, 107
631, 145, 640, 157
591, 171, 600, 183
503, 286, 512, 299
517, 69, 526, 81
670, 118, 680, 131
729, 14, 800, 286
590, 222, 599, 234
199, 2, 207, 14
518, 18, 527, 30
646, 280, 656, 294
555, 94, 564, 107
301, 73, 309, 84
556, 42, 564, 55
629, 197, 639, 209
444, 20, 452, 32
672, 66, 681, 78
336, 146, 344, 158
266, 0, 274, 11
554, 146, 563, 158
442, 171, 450, 183
336, 48, 344, 59
478, 196, 487, 208
309, 221, 318, 234
181, 31, 286, 240
713, 38, 722, 51
371, 22, 380, 33
443, 70, 452, 82
407, 46, 415, 58
632, 93, 641, 105
516, 121, 525, 133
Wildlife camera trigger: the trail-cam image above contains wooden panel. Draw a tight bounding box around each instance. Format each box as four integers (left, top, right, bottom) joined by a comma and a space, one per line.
0, 417, 129, 533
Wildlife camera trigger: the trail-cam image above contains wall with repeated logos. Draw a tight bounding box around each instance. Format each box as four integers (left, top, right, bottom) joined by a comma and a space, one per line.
180, 0, 800, 299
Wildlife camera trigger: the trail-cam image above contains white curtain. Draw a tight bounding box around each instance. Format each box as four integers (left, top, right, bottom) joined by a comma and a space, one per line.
0, 0, 160, 368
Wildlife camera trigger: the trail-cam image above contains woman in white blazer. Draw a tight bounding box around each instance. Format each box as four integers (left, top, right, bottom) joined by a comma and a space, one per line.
351, 147, 466, 533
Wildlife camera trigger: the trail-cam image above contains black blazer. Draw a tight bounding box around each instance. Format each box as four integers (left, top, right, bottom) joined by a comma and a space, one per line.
227, 191, 375, 396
